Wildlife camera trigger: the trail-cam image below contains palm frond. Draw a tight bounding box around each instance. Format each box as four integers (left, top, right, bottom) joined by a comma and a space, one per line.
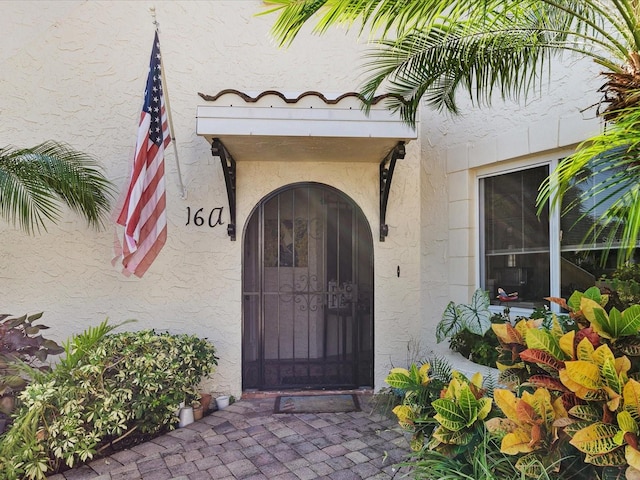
262, 0, 474, 46
358, 4, 577, 125
538, 105, 640, 265
0, 141, 115, 234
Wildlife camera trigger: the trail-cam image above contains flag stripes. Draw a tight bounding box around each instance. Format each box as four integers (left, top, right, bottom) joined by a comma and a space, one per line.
116, 32, 170, 278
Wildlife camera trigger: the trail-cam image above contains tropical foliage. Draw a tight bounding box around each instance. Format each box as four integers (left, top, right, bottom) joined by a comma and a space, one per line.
0, 141, 114, 234
386, 358, 451, 450
386, 286, 640, 479
0, 312, 63, 410
263, 0, 640, 264
0, 321, 219, 480
436, 288, 507, 366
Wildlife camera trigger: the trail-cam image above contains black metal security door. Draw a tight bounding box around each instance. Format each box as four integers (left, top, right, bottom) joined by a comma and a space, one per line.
242, 183, 374, 390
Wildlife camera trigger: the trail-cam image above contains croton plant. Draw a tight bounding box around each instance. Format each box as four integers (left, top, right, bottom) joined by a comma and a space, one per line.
387, 287, 640, 479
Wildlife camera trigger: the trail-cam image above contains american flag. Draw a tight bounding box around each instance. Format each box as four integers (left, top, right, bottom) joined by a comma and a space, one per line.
116, 32, 170, 277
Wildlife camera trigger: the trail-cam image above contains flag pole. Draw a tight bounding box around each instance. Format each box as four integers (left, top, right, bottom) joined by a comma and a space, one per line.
150, 7, 187, 200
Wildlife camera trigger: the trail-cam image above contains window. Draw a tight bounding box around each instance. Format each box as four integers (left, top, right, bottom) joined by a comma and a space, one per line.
560, 166, 640, 297
480, 162, 640, 309
480, 165, 550, 308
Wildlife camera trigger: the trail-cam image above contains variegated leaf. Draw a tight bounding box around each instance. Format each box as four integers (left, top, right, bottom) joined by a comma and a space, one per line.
567, 290, 584, 312
581, 297, 612, 339
492, 322, 523, 345
392, 405, 415, 426
494, 389, 518, 421
602, 358, 623, 394
385, 371, 412, 390
525, 375, 568, 392
501, 428, 534, 454
564, 419, 595, 437
526, 388, 554, 425
592, 344, 616, 367
552, 396, 569, 421
459, 288, 491, 336
437, 301, 461, 343
618, 337, 640, 356
570, 404, 603, 422
559, 330, 575, 359
562, 360, 602, 391
525, 328, 566, 361
570, 422, 620, 455
516, 399, 540, 426
431, 426, 474, 446
575, 337, 595, 364
625, 379, 640, 419
627, 446, 640, 472
485, 417, 517, 435
477, 397, 492, 420
584, 447, 626, 466
458, 385, 479, 426
432, 398, 466, 432
520, 348, 564, 371
515, 453, 547, 478
551, 314, 564, 337
617, 410, 639, 435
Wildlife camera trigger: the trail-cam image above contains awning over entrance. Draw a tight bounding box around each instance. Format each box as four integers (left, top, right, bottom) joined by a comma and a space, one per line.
195, 90, 417, 241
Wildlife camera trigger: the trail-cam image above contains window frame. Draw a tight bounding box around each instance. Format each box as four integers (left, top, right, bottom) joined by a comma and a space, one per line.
475, 153, 569, 315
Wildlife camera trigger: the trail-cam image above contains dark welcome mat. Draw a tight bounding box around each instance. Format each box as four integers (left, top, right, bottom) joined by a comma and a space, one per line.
274, 394, 361, 414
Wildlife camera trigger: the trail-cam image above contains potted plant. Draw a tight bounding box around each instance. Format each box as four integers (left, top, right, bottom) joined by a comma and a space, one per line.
192, 399, 204, 420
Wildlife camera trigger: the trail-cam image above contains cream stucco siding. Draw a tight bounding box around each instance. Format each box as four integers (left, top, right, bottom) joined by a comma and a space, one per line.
1, 0, 607, 392
1, 0, 426, 396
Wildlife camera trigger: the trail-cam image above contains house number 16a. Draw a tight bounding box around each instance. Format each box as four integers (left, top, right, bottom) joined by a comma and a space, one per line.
186, 207, 225, 228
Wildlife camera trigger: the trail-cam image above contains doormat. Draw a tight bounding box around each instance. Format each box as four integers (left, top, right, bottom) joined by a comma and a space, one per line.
274, 394, 360, 414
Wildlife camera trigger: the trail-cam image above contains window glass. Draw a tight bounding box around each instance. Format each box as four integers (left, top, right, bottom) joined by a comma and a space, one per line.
560, 167, 640, 296
481, 166, 550, 307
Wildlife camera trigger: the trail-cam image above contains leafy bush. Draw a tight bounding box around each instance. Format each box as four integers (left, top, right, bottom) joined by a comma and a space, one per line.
388, 286, 640, 479
0, 321, 218, 480
601, 263, 640, 310
385, 357, 452, 450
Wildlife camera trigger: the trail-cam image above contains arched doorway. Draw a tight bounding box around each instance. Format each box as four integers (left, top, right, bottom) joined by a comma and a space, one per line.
242, 183, 374, 390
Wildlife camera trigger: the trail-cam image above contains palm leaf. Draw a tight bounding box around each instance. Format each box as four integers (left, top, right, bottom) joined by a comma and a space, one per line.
0, 141, 114, 234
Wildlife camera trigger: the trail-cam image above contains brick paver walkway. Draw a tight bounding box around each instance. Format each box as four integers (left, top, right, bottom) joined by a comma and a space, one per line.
46, 395, 410, 480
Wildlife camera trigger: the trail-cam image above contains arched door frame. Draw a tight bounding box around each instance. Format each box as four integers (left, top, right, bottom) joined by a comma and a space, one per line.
241, 182, 375, 391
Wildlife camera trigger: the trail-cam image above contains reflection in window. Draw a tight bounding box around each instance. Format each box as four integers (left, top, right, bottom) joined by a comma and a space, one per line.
480, 166, 550, 307
480, 163, 640, 310
560, 167, 640, 296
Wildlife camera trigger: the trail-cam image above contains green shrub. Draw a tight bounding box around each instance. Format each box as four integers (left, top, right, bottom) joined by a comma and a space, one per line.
385, 357, 452, 450
0, 321, 218, 480
601, 263, 640, 310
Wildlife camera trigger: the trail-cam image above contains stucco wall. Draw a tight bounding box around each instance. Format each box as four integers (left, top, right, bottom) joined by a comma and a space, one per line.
3, 0, 607, 392
417, 40, 606, 360
1, 1, 423, 395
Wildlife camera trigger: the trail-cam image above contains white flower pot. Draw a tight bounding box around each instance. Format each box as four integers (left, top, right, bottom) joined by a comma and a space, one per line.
178, 406, 194, 427
216, 395, 230, 410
